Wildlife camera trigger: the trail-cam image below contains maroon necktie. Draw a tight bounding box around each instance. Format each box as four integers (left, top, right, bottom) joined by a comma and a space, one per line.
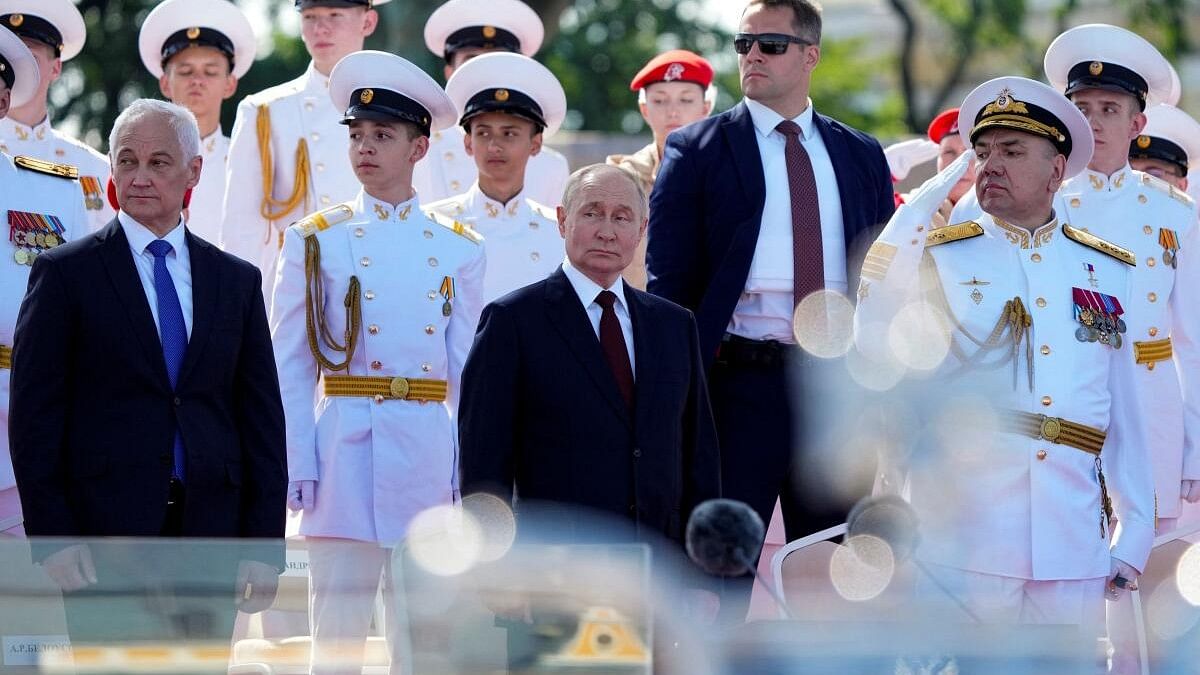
596, 290, 634, 409
776, 120, 824, 307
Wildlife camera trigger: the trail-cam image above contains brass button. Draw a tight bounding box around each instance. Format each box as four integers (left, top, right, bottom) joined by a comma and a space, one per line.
1041, 395, 1052, 407
368, 324, 380, 335
530, 252, 540, 262
1041, 345, 1051, 355
1070, 198, 1081, 207
428, 257, 439, 267
311, 132, 320, 142
354, 228, 365, 238
423, 230, 434, 239
1148, 257, 1157, 267
1148, 292, 1158, 302
1148, 362, 1156, 371
1143, 225, 1153, 234
1149, 327, 1159, 337
1138, 194, 1147, 204
320, 195, 331, 205
1036, 450, 1047, 461
433, 131, 442, 141
529, 221, 539, 230
425, 324, 436, 335
910, 239, 919, 245
374, 394, 385, 404
1036, 297, 1046, 308
444, 152, 454, 161
421, 363, 432, 373
360, 257, 371, 267
371, 360, 383, 370
364, 290, 375, 300
428, 291, 438, 300
1031, 253, 1042, 262
316, 162, 325, 172
916, 225, 925, 232
450, 180, 461, 191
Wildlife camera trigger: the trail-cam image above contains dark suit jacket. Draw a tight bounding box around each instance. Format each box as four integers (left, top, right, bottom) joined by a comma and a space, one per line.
9, 219, 286, 567
458, 268, 721, 547
646, 101, 895, 362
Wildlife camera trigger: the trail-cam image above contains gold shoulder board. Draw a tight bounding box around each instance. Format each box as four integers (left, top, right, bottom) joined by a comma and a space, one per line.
14, 155, 79, 180
291, 203, 354, 238
1140, 173, 1195, 208
1062, 223, 1136, 266
426, 211, 483, 245
925, 221, 984, 248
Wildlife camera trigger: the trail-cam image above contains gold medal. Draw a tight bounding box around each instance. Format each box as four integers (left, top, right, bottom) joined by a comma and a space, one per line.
14, 248, 28, 265
442, 301, 452, 317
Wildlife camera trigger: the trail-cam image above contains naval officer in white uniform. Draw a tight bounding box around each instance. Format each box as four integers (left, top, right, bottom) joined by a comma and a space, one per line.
270, 50, 483, 674
414, 0, 571, 207
0, 0, 113, 232
1044, 24, 1200, 531
855, 76, 1155, 633
0, 25, 88, 537
426, 52, 566, 303
220, 0, 390, 310
138, 0, 256, 246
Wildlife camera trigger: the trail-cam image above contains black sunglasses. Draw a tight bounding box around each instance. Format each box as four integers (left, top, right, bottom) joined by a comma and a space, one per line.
734, 32, 811, 55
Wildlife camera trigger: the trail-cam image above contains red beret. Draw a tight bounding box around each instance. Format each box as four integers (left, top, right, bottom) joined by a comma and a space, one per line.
629, 49, 714, 92
927, 108, 961, 143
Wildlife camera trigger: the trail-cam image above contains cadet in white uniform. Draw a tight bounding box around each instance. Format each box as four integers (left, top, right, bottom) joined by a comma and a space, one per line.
856, 77, 1154, 631
221, 0, 390, 309
1044, 24, 1200, 531
138, 0, 256, 245
0, 0, 113, 232
426, 52, 565, 303
0, 26, 89, 537
415, 0, 571, 207
270, 50, 482, 674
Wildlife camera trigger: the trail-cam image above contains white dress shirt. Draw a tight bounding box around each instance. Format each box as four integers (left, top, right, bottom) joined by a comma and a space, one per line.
562, 260, 636, 377
729, 97, 847, 343
119, 211, 193, 338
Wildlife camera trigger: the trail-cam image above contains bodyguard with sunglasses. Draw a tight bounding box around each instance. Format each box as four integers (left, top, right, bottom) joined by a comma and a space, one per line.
646, 0, 894, 622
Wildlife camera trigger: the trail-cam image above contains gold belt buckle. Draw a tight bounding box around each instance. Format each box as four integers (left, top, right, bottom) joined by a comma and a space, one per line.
1039, 415, 1062, 443
389, 377, 410, 400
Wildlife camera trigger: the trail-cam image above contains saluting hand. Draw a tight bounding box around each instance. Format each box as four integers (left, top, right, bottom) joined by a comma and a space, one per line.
287, 480, 316, 512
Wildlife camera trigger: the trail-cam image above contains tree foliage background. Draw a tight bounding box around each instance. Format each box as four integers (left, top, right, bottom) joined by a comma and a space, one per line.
51, 0, 1198, 152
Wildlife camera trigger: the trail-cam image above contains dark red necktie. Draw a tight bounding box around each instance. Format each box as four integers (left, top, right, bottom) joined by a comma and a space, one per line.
776, 120, 824, 306
596, 290, 634, 409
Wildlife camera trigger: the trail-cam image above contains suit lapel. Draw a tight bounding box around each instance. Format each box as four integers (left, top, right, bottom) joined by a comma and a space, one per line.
178, 230, 216, 386
813, 112, 863, 257
97, 219, 170, 387
544, 269, 632, 428
722, 102, 767, 209
626, 287, 660, 431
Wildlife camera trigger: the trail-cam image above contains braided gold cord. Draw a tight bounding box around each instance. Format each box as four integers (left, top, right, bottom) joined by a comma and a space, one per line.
256, 105, 311, 244
304, 236, 361, 373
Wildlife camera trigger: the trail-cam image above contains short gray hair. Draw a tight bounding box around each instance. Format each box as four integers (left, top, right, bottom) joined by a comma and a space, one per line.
108, 98, 200, 161
561, 164, 648, 220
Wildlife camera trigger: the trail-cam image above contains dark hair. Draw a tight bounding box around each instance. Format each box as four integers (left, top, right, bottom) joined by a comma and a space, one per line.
744, 0, 823, 44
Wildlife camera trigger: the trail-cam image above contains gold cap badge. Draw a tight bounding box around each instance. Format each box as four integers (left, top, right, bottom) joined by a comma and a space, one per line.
495, 89, 510, 102
1137, 135, 1152, 149
8, 14, 23, 27
1089, 61, 1104, 76
186, 27, 201, 39
360, 89, 374, 104
994, 88, 1013, 110
482, 25, 497, 39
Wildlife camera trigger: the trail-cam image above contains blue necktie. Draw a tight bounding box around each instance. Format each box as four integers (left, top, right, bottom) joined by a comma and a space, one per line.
147, 239, 187, 482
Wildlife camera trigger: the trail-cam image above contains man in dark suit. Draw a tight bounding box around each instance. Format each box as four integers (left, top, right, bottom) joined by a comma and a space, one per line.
646, 0, 895, 619
9, 98, 286, 645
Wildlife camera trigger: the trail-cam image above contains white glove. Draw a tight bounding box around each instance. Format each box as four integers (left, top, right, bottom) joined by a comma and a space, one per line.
905, 150, 973, 219
883, 138, 940, 182
1106, 557, 1139, 600
1182, 479, 1200, 503
287, 480, 316, 512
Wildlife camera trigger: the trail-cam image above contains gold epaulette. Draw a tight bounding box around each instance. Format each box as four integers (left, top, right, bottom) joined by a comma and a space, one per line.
292, 203, 354, 238
14, 155, 79, 180
925, 221, 983, 248
1062, 223, 1136, 266
426, 211, 483, 245
1140, 172, 1194, 208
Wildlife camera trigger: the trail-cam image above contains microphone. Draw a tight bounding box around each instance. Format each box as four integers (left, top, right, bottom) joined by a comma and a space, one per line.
685, 498, 793, 619
845, 495, 980, 623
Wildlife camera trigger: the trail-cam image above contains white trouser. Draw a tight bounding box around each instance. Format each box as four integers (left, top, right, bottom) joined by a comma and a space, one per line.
0, 487, 24, 537
916, 560, 1106, 633
307, 537, 412, 675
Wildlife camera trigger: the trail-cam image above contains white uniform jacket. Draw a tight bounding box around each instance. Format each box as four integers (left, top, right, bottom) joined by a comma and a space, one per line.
185, 130, 230, 246
413, 125, 570, 207
425, 183, 563, 303
221, 63, 361, 308
854, 205, 1156, 580
1, 154, 89, 493
270, 190, 486, 544
0, 116, 114, 232
1057, 167, 1200, 520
